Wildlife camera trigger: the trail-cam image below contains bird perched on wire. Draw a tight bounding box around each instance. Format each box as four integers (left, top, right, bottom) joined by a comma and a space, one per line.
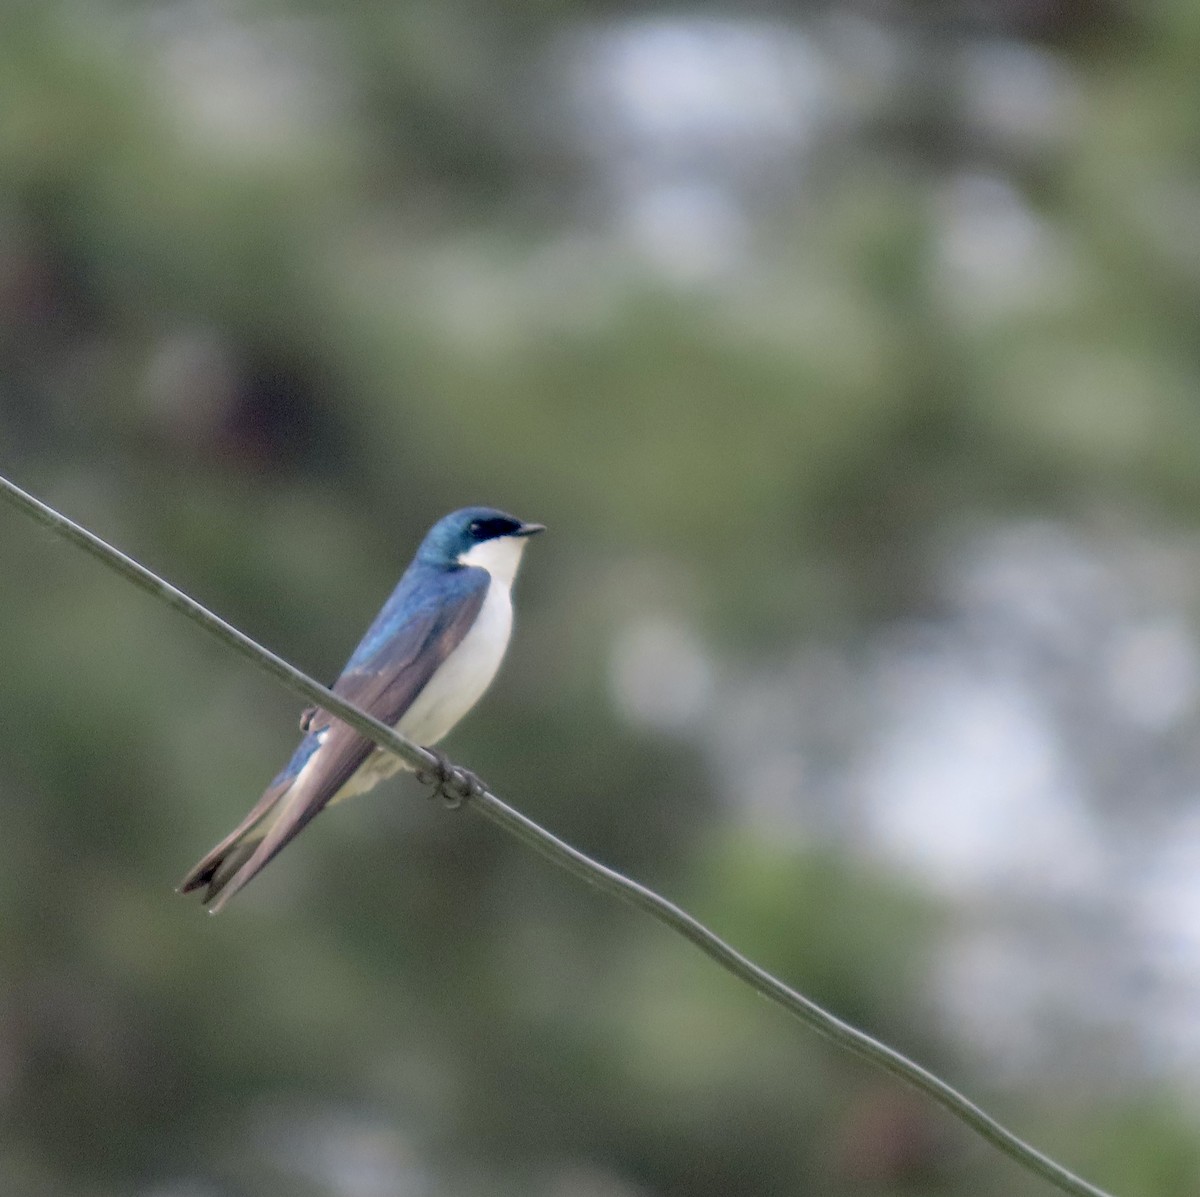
179, 506, 545, 913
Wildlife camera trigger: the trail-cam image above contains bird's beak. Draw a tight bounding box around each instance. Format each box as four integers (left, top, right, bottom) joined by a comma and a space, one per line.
515, 522, 546, 537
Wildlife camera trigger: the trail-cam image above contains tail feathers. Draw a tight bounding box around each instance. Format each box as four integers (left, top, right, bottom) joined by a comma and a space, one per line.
178, 836, 263, 906
179, 773, 295, 910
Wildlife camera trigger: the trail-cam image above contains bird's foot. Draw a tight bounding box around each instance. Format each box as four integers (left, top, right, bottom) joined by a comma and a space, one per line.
416, 748, 485, 809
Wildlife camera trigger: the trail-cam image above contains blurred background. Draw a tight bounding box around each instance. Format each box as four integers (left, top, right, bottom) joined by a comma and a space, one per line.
1, 1, 1199, 1194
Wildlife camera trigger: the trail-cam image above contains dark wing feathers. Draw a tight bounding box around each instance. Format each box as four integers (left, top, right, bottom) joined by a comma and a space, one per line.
190, 573, 489, 912
299, 580, 486, 737
177, 772, 294, 896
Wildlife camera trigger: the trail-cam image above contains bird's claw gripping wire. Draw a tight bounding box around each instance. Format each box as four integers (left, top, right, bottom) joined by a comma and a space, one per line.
416, 748, 484, 809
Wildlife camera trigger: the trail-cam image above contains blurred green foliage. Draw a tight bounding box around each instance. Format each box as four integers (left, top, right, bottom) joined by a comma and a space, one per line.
1, 1, 1199, 1195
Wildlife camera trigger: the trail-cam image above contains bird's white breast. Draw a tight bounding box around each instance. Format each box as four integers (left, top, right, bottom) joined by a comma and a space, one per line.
394, 536, 528, 749
395, 576, 512, 747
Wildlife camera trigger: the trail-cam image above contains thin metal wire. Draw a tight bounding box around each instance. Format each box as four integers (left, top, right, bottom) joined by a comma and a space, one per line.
0, 472, 1116, 1197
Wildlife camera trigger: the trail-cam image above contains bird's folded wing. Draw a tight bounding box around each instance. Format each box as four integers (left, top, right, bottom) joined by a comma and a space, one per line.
205, 578, 488, 911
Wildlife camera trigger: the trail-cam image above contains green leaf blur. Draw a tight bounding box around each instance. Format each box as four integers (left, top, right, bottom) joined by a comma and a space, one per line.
0, 2, 1197, 1195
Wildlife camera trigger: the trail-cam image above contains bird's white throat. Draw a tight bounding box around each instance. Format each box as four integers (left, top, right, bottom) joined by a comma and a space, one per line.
458, 534, 529, 588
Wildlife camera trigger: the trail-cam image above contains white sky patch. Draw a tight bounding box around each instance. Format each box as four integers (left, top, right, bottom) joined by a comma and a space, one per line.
1102, 616, 1200, 732
568, 16, 830, 159
609, 616, 714, 732
960, 39, 1077, 150
147, 0, 346, 157
253, 1101, 431, 1197
620, 181, 748, 285
557, 16, 832, 282
859, 650, 1103, 898
1138, 809, 1200, 969
934, 173, 1076, 321
931, 929, 1056, 1073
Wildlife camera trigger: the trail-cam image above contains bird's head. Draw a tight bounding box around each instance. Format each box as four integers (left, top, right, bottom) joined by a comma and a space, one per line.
420, 507, 545, 585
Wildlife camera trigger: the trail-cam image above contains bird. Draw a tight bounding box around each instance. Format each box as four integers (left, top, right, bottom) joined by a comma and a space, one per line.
179, 506, 544, 913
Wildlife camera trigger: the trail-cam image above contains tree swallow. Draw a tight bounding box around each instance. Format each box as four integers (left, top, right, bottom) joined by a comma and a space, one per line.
179, 506, 544, 912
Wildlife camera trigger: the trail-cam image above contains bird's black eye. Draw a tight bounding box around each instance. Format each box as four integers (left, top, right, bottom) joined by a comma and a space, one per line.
469, 516, 520, 540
